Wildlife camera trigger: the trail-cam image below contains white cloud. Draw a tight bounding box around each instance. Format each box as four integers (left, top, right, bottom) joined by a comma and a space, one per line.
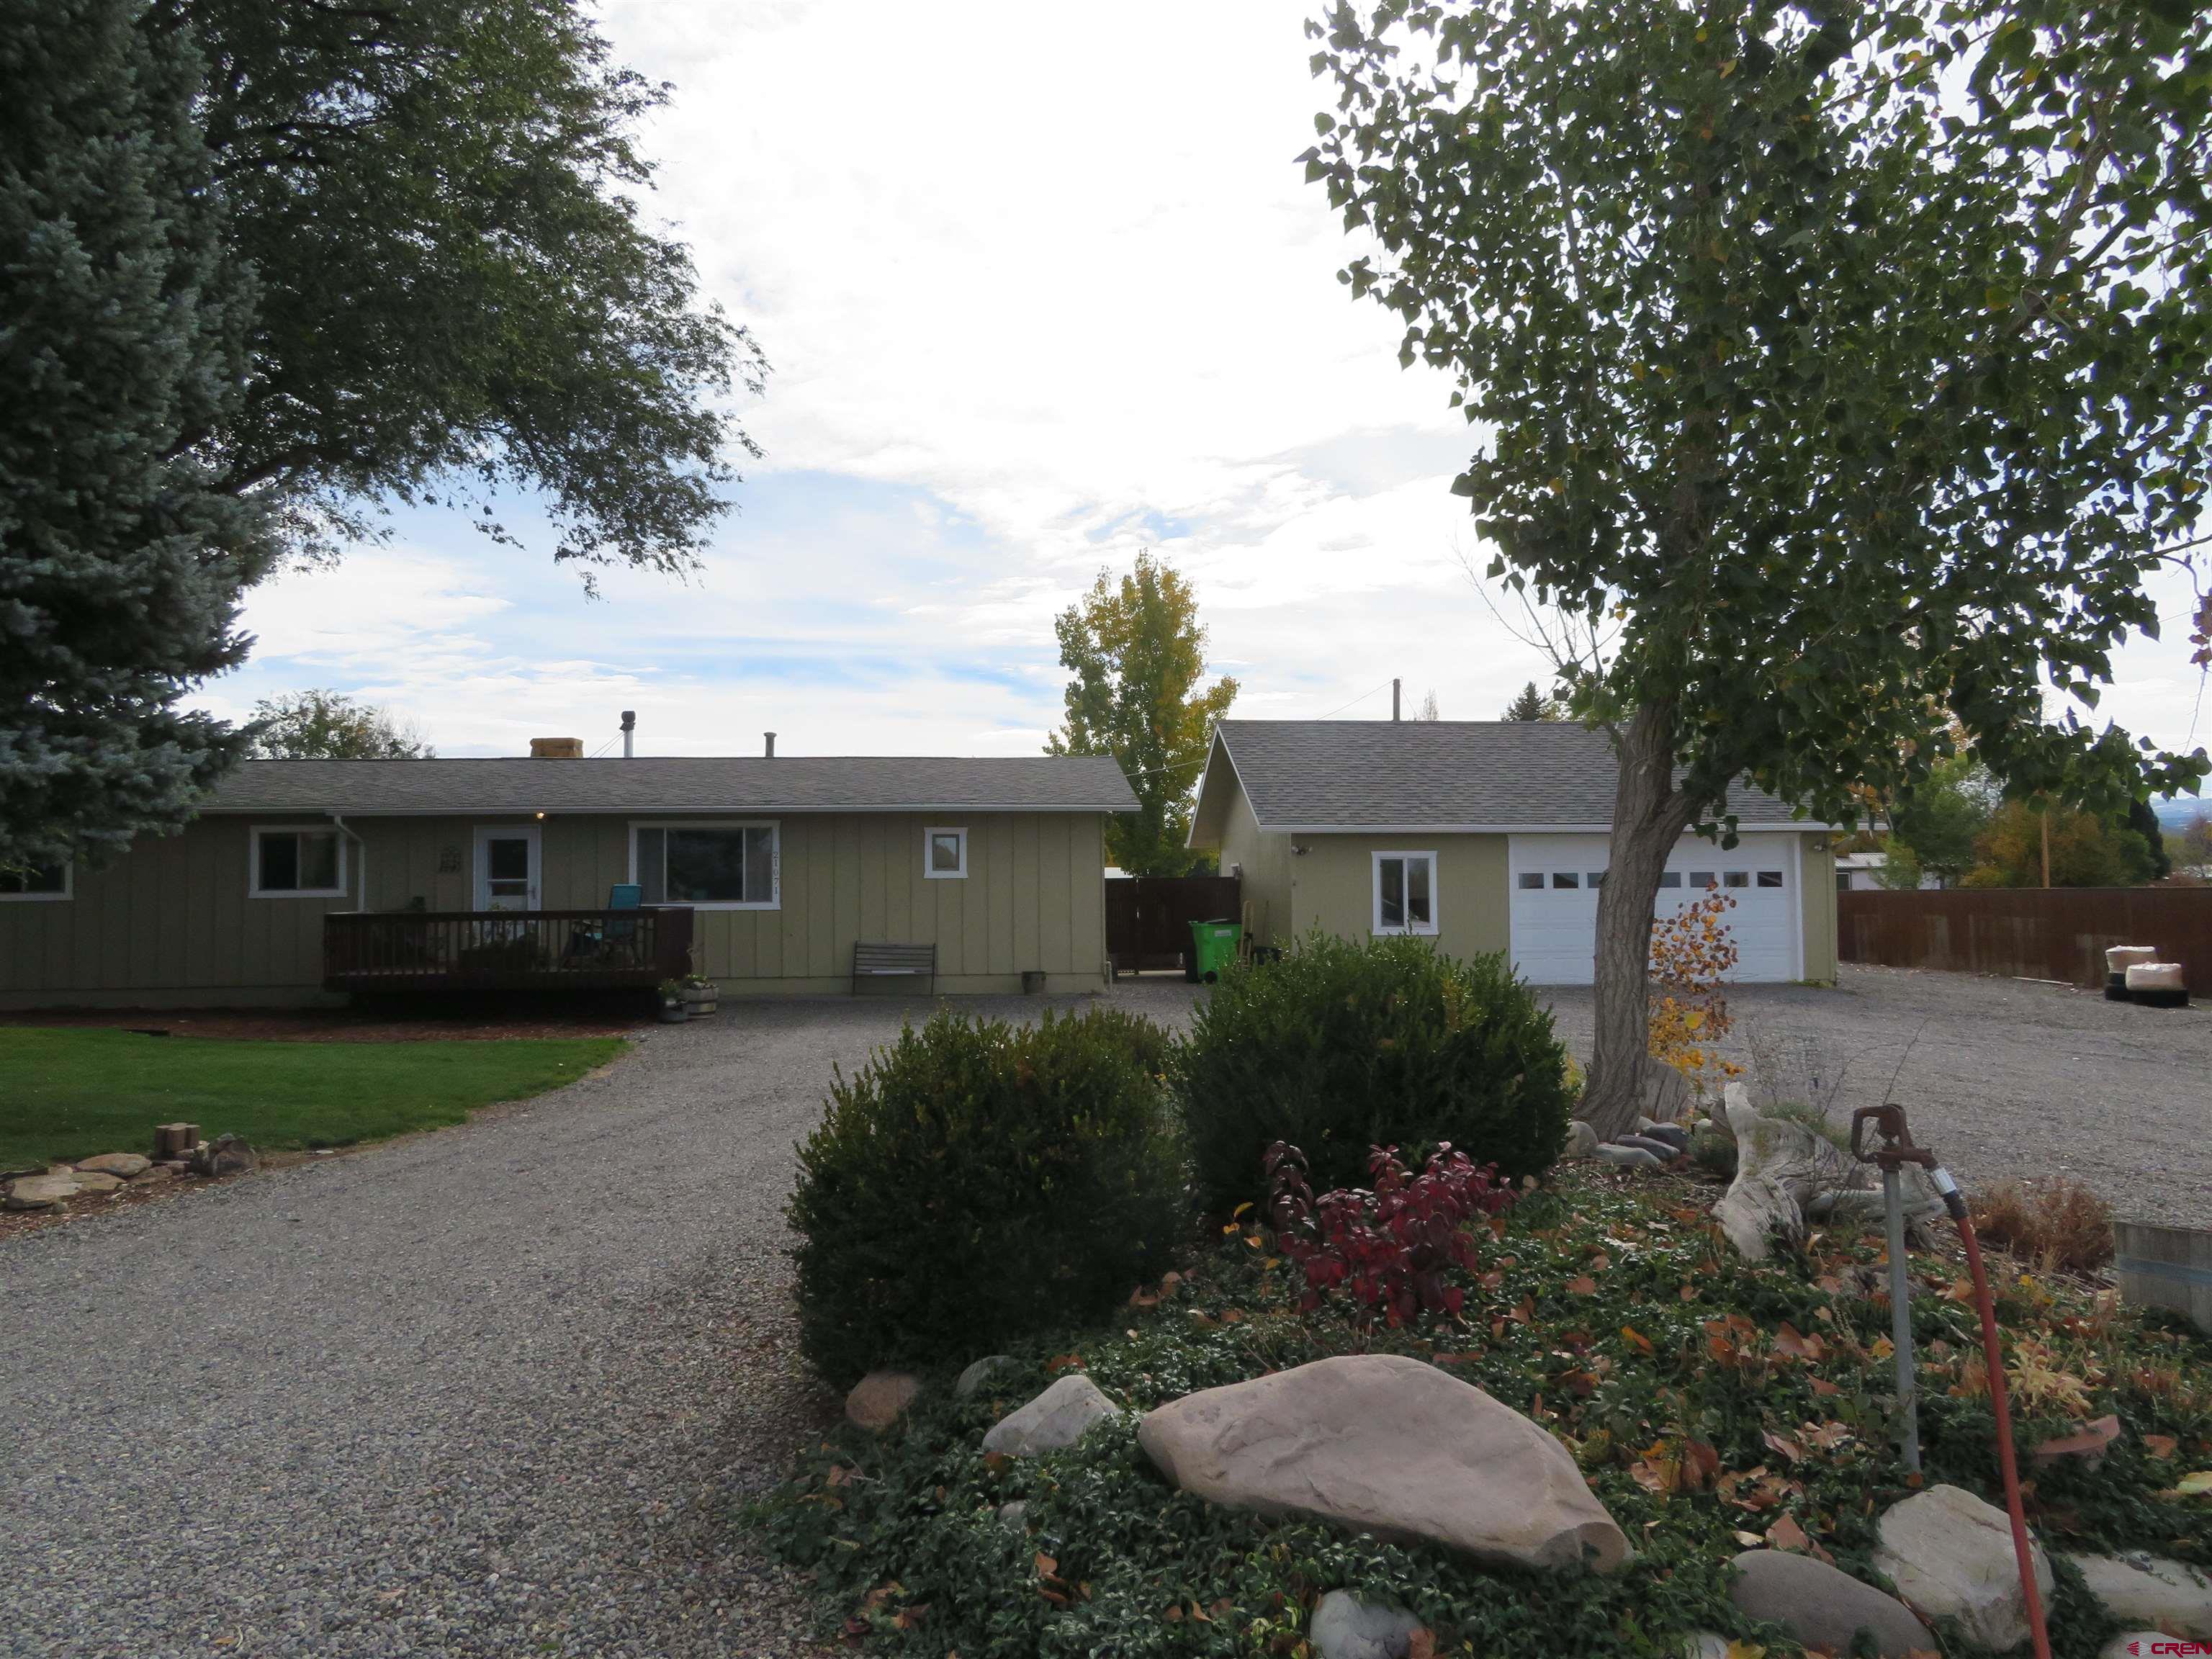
186, 0, 2208, 767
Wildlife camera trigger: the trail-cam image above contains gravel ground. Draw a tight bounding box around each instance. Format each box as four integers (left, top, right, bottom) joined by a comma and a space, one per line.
4, 966, 2198, 1658
1540, 962, 2212, 1227
0, 985, 1189, 1659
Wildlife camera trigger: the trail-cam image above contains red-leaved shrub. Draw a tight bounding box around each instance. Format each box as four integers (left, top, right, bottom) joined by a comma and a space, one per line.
1264, 1140, 1516, 1326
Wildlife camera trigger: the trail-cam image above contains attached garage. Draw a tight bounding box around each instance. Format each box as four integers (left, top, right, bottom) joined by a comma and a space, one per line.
1507, 832, 1805, 985
1186, 719, 1838, 987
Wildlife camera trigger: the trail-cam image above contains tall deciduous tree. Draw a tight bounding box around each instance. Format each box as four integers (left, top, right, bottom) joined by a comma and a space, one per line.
1048, 552, 1238, 876
1305, 0, 2212, 1136
0, 0, 274, 870
246, 691, 433, 759
143, 0, 761, 582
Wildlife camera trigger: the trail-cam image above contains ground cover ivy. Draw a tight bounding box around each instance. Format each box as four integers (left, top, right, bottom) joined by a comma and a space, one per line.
747, 1168, 2211, 1658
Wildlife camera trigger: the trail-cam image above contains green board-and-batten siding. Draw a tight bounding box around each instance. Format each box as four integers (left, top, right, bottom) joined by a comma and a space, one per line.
0, 811, 1110, 1007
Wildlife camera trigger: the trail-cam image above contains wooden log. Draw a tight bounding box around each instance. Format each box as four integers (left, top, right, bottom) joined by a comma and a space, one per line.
1712, 1084, 1941, 1260
2113, 1220, 2212, 1335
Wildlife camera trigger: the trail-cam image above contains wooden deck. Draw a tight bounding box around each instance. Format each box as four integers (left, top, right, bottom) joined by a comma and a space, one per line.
323, 908, 694, 993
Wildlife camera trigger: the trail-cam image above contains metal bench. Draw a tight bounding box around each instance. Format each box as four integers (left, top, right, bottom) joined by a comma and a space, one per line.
853, 941, 936, 996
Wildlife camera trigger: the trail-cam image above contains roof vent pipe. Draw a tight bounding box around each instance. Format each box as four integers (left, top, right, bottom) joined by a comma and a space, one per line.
620, 709, 635, 758
1392, 678, 1401, 721
765, 731, 776, 758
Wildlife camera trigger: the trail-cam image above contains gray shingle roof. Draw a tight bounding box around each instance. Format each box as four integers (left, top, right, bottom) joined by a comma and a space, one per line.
1210, 720, 1818, 831
199, 755, 1138, 816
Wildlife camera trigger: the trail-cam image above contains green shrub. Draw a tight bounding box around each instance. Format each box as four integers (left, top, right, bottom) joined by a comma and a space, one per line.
788, 1005, 1186, 1383
1177, 932, 1573, 1210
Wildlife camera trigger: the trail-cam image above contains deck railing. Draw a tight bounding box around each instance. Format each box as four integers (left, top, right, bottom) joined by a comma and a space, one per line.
323, 907, 694, 992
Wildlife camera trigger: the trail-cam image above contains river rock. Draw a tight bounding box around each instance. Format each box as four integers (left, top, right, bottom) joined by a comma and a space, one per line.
1729, 1549, 1935, 1658
1636, 1120, 1692, 1153
1872, 1483, 2051, 1653
1310, 1591, 1422, 1659
2067, 1552, 2212, 1639
189, 1133, 256, 1177
1594, 1143, 1663, 1171
844, 1370, 921, 1431
1138, 1354, 1627, 1573
4, 1174, 80, 1211
956, 1355, 1017, 1399
74, 1152, 150, 1179
1615, 1133, 1683, 1160
68, 1172, 124, 1195
982, 1374, 1121, 1457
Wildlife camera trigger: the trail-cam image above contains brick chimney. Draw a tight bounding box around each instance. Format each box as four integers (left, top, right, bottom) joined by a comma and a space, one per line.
529, 737, 584, 759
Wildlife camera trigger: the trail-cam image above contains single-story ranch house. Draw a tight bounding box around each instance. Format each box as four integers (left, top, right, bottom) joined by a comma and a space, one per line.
1187, 719, 1838, 985
0, 745, 1136, 1007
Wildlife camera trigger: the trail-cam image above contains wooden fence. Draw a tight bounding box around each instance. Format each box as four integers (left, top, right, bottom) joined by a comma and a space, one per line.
1837, 888, 2212, 989
1105, 875, 1241, 974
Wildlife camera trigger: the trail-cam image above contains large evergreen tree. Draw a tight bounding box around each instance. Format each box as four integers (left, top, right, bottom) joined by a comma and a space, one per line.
0, 0, 274, 869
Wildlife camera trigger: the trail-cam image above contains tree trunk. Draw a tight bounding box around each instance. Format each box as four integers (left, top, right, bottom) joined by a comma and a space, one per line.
1576, 701, 1699, 1143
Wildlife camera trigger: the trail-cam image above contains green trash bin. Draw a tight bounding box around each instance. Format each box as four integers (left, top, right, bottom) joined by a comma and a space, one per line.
1188, 918, 1241, 984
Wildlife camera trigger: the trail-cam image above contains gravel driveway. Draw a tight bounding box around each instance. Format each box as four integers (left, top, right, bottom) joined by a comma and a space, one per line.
0, 984, 1192, 1659
1542, 963, 2212, 1227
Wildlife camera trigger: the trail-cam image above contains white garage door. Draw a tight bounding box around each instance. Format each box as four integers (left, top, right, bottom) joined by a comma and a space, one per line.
1508, 833, 1801, 986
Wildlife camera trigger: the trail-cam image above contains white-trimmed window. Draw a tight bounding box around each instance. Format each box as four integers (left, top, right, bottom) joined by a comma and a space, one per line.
0, 860, 71, 901
923, 826, 968, 879
250, 827, 346, 898
631, 821, 778, 909
1372, 850, 1438, 936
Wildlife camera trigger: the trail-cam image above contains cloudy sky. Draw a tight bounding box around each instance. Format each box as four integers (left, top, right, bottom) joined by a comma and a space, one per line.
192, 1, 2208, 770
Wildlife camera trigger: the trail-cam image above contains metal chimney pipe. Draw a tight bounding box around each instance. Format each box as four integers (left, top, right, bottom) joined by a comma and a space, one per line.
765, 731, 776, 758
620, 709, 635, 758
1392, 678, 1401, 721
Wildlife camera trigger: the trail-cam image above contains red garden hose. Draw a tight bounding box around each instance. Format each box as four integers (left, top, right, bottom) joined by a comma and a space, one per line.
1937, 1169, 2054, 1659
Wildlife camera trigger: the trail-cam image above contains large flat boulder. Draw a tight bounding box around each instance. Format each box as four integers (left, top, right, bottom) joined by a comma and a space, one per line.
4, 1174, 79, 1211
2067, 1552, 2212, 1640
1730, 1549, 1935, 1658
74, 1153, 150, 1179
1871, 1483, 2051, 1653
1136, 1354, 1627, 1573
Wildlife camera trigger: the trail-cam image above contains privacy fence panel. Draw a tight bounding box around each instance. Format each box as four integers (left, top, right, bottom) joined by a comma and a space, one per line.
1837, 889, 2212, 989
1105, 875, 1241, 974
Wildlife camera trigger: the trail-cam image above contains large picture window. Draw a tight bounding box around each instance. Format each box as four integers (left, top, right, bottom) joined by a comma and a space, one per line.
0, 861, 70, 900
1371, 850, 1438, 936
632, 822, 778, 909
251, 827, 346, 898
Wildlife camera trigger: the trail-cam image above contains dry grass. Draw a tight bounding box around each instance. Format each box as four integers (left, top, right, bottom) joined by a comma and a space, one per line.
1969, 1177, 2116, 1275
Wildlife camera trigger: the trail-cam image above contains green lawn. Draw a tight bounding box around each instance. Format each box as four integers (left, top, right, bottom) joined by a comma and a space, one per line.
1, 1028, 629, 1169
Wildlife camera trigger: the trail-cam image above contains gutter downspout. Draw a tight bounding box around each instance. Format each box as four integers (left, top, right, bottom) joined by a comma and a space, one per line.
330, 812, 369, 912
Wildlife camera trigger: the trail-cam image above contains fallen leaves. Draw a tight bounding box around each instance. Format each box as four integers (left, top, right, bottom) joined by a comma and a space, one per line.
2029, 1414, 2120, 1465
1628, 1437, 1721, 1497
1566, 1275, 1599, 1296
1765, 1512, 1834, 1565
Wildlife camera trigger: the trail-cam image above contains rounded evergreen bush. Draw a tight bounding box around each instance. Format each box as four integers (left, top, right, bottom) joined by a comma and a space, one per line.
1177, 932, 1573, 1210
788, 1005, 1186, 1384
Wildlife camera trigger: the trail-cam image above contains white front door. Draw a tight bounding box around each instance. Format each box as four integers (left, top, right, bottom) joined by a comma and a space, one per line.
475, 825, 541, 912
1508, 832, 1802, 985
